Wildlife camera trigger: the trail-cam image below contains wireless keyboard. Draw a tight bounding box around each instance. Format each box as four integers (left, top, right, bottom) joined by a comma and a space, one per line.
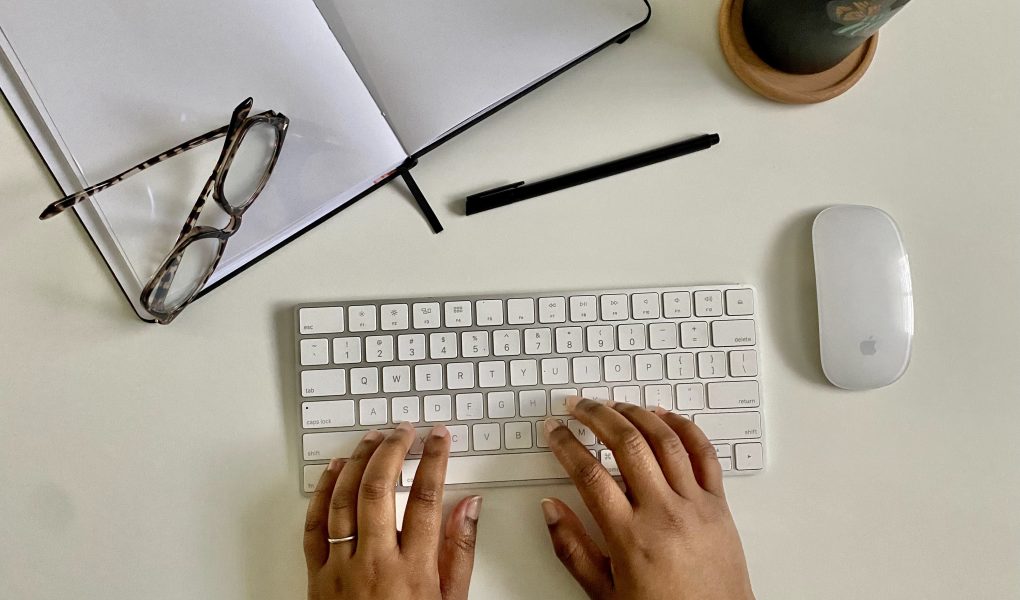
293, 285, 766, 492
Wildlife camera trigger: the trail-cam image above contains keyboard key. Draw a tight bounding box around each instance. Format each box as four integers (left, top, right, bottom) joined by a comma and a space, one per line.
445, 301, 473, 327
299, 307, 343, 334
414, 364, 443, 391
429, 333, 458, 359
397, 334, 426, 361
680, 322, 709, 348
550, 389, 577, 415
693, 291, 723, 317
663, 291, 693, 318
567, 420, 596, 445
302, 400, 356, 429
600, 294, 629, 320
519, 390, 548, 417
380, 304, 409, 330
569, 296, 598, 322
446, 363, 475, 390
555, 327, 584, 353
456, 393, 484, 420
586, 325, 616, 352
413, 302, 441, 329
612, 385, 641, 405
735, 443, 764, 470
462, 331, 490, 358
604, 355, 633, 382
488, 392, 516, 418
541, 358, 569, 385
304, 464, 328, 492
708, 381, 760, 409
720, 457, 733, 471
666, 353, 696, 379
581, 386, 611, 402
712, 320, 756, 347
644, 384, 672, 410
425, 395, 453, 422
676, 383, 706, 410
301, 369, 346, 397
729, 350, 759, 377
473, 423, 502, 451
505, 422, 534, 449
409, 427, 432, 455
538, 297, 567, 323
600, 450, 620, 475
360, 398, 388, 425
631, 293, 661, 319
714, 444, 733, 458
366, 335, 395, 362
304, 431, 367, 460
349, 306, 378, 332
697, 352, 727, 378
694, 412, 762, 440
635, 354, 664, 381
350, 367, 379, 395
478, 361, 508, 388
476, 300, 504, 326
493, 329, 522, 356
382, 365, 411, 393
510, 359, 539, 386
392, 396, 421, 423
333, 337, 362, 364
300, 339, 329, 366
572, 357, 601, 384
524, 328, 552, 355
401, 452, 564, 486
507, 298, 536, 325
618, 324, 647, 350
726, 289, 755, 316
449, 425, 470, 453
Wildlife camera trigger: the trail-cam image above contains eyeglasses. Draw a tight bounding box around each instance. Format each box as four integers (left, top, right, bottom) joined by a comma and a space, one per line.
40, 98, 289, 324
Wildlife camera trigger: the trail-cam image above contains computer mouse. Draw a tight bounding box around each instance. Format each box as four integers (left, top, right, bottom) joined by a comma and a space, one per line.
812, 205, 914, 390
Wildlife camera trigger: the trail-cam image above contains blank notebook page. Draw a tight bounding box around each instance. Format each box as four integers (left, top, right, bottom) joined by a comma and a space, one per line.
0, 0, 406, 290
315, 0, 650, 155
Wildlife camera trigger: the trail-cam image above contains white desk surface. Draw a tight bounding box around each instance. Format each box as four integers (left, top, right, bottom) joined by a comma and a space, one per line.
2, 1, 1019, 598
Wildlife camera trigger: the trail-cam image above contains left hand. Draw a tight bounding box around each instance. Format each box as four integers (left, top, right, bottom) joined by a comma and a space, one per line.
303, 423, 483, 600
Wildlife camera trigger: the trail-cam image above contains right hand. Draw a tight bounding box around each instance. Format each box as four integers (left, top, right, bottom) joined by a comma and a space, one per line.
541, 397, 755, 600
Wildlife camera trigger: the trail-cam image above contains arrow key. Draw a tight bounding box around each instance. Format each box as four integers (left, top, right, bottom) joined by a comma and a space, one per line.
734, 442, 764, 471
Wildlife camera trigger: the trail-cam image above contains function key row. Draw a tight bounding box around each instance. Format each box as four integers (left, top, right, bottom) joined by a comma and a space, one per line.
299, 289, 755, 334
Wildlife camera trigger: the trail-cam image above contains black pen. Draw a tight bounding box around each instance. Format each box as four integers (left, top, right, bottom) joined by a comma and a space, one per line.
465, 133, 721, 215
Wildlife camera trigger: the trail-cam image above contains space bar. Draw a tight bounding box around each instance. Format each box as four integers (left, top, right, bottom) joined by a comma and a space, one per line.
401, 452, 566, 487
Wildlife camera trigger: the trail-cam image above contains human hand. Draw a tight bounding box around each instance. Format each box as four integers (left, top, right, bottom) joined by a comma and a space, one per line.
541, 398, 755, 600
304, 423, 482, 600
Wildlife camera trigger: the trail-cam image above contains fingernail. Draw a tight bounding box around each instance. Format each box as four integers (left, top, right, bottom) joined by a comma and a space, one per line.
541, 498, 560, 525
364, 430, 383, 441
566, 395, 583, 410
653, 406, 668, 416
397, 421, 413, 432
465, 496, 483, 521
544, 417, 564, 434
606, 399, 617, 408
328, 458, 343, 472
430, 424, 449, 438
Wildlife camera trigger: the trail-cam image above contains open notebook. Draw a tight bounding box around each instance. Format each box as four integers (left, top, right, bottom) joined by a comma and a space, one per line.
0, 0, 650, 321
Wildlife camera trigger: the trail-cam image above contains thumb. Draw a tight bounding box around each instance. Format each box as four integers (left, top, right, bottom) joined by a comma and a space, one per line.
541, 498, 613, 599
439, 495, 482, 600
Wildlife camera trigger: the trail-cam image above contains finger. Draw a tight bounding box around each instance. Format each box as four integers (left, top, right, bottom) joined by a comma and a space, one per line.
544, 417, 631, 530
356, 422, 415, 553
304, 458, 345, 569
613, 402, 702, 498
401, 425, 451, 558
439, 495, 483, 600
566, 397, 670, 500
655, 409, 725, 497
328, 430, 385, 560
541, 498, 613, 599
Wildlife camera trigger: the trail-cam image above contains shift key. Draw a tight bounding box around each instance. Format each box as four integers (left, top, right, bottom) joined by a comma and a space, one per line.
694, 412, 762, 440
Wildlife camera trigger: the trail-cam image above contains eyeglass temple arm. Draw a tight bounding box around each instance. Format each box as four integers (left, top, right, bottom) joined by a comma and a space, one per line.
39, 124, 231, 220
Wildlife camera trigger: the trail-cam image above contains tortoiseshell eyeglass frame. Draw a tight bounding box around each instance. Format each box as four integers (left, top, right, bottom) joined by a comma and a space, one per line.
40, 98, 290, 324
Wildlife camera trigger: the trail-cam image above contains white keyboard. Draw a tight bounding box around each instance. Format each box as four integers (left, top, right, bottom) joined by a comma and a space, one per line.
293, 285, 766, 492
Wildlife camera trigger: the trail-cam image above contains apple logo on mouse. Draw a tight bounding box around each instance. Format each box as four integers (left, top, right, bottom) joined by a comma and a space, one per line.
859, 336, 878, 356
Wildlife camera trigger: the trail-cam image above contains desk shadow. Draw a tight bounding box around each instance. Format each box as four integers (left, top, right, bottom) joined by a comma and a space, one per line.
764, 208, 828, 385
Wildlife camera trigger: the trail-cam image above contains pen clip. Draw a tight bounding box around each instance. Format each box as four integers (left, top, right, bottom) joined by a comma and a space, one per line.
468, 181, 525, 201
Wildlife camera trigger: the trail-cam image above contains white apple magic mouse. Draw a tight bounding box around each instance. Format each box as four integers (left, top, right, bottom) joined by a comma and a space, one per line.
812, 205, 914, 390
